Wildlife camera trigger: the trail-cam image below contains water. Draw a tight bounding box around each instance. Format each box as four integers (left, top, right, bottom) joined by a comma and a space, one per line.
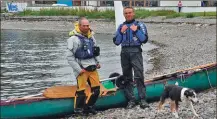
1, 30, 156, 99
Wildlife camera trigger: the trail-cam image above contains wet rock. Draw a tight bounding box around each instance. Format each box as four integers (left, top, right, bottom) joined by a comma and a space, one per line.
202, 24, 209, 27
195, 24, 202, 27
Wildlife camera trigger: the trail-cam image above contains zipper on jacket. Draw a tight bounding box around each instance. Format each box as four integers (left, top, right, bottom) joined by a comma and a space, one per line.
127, 26, 130, 46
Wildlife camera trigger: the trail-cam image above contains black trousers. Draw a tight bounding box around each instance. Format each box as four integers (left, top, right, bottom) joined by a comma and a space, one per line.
120, 47, 146, 102
178, 7, 182, 13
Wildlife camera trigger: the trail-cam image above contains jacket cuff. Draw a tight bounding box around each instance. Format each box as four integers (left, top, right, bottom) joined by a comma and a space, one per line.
119, 31, 124, 35
133, 29, 138, 34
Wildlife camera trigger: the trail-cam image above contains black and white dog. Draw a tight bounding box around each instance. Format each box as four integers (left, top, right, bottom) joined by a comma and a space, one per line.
109, 72, 126, 88
158, 82, 199, 118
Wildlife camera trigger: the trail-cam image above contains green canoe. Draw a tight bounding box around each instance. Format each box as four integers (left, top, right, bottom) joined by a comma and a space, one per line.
1, 63, 216, 119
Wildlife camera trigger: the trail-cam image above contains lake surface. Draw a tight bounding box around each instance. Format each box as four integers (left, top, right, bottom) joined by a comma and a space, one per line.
1, 30, 156, 99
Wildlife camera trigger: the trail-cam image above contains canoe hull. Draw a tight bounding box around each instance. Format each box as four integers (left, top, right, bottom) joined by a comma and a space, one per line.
1, 65, 216, 119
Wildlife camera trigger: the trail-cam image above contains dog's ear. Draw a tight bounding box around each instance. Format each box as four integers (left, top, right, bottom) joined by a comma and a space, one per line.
184, 89, 195, 97
184, 90, 190, 97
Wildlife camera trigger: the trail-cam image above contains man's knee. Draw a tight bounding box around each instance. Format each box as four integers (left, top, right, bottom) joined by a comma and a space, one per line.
134, 70, 144, 79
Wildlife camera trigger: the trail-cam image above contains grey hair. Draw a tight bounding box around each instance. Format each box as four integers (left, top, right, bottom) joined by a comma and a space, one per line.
78, 17, 88, 25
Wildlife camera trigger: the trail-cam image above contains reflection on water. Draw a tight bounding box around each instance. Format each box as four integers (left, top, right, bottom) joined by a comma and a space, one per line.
1, 30, 156, 99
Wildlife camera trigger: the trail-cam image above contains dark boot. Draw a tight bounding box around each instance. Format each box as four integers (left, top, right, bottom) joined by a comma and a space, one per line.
74, 108, 83, 115
83, 86, 100, 115
139, 99, 150, 109
88, 106, 97, 115
126, 100, 137, 109
83, 105, 97, 115
74, 90, 86, 115
82, 106, 89, 116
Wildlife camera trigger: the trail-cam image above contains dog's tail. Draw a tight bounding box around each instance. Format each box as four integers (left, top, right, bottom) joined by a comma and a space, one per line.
175, 81, 179, 86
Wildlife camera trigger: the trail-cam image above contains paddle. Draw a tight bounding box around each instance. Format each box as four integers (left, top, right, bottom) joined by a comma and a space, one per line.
176, 62, 216, 72
9, 77, 119, 100
11, 97, 46, 101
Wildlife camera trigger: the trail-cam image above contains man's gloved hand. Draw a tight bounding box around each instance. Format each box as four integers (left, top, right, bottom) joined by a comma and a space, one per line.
96, 64, 101, 69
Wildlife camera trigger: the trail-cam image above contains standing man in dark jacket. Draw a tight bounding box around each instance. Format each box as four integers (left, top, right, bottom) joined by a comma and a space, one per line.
113, 7, 149, 109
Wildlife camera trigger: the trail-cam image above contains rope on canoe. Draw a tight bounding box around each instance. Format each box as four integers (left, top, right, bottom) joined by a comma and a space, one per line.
180, 74, 186, 83
205, 68, 213, 88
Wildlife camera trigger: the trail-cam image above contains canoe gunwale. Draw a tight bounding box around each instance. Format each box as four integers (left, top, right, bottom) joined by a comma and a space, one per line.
145, 64, 217, 86
146, 64, 217, 85
0, 98, 46, 106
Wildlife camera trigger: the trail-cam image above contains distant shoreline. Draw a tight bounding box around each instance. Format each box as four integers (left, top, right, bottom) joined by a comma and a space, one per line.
1, 16, 216, 25
1, 16, 216, 35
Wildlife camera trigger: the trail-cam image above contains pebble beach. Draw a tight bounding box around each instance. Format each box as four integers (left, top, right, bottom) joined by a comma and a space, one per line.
1, 16, 216, 119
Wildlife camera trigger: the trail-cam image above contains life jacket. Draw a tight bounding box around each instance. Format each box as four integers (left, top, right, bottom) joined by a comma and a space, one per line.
75, 35, 95, 59
120, 20, 148, 47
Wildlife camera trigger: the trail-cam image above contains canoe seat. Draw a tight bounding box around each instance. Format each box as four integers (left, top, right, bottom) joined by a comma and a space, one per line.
43, 84, 117, 99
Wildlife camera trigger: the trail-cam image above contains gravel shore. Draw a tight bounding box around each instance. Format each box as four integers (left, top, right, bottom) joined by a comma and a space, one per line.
67, 88, 216, 119
1, 17, 216, 119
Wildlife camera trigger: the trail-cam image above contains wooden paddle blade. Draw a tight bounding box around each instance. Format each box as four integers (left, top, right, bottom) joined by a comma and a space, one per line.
43, 86, 78, 98
43, 84, 117, 99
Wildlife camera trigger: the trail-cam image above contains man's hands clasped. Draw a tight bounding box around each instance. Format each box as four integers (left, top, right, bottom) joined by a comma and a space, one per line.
121, 24, 138, 33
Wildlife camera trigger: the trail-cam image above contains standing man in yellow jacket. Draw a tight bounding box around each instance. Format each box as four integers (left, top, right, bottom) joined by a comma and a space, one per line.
66, 17, 101, 115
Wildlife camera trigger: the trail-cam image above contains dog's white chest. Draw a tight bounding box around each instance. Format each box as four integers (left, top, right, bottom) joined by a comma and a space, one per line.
180, 88, 188, 101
